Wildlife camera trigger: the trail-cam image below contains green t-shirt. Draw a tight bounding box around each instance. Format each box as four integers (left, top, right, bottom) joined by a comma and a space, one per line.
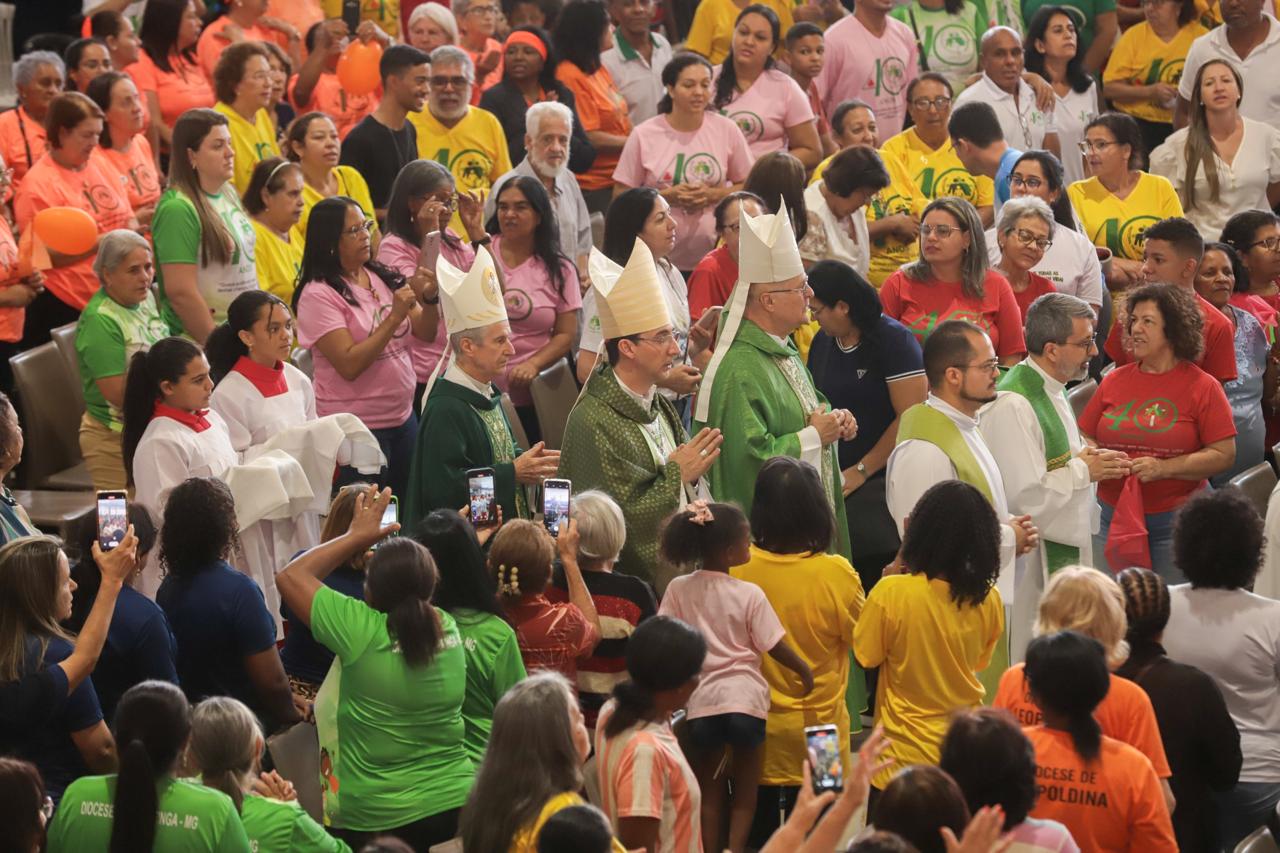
240, 795, 351, 853
47, 775, 250, 853
311, 586, 475, 831
891, 2, 985, 92
1020, 0, 1114, 49
453, 607, 527, 765
75, 289, 173, 430
151, 186, 258, 336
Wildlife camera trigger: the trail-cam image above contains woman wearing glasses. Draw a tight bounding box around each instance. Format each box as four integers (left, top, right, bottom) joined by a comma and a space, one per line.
992, 196, 1058, 322
879, 196, 1026, 364
293, 197, 436, 498
211, 42, 281, 196
286, 112, 381, 253
455, 0, 505, 97
1221, 210, 1280, 314
1068, 112, 1184, 292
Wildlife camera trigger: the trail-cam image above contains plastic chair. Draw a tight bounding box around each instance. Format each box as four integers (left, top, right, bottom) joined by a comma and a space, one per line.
530, 359, 579, 451
290, 347, 314, 381
1228, 462, 1278, 518
1235, 826, 1279, 853
9, 343, 92, 491
50, 322, 87, 414
1066, 378, 1097, 421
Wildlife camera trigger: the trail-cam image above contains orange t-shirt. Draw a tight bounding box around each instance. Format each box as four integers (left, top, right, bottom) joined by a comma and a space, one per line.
93, 139, 162, 214
995, 664, 1172, 778
197, 17, 276, 81
0, 217, 26, 343
1026, 727, 1177, 853
554, 61, 632, 192
266, 0, 324, 45
126, 51, 216, 133
289, 73, 379, 140
0, 106, 47, 187
14, 154, 135, 310
465, 37, 505, 104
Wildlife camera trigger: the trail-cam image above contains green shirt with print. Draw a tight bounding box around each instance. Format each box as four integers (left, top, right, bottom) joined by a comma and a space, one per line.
76, 288, 174, 430
311, 585, 475, 832
890, 2, 985, 92
47, 775, 250, 853
240, 795, 351, 853
452, 607, 527, 765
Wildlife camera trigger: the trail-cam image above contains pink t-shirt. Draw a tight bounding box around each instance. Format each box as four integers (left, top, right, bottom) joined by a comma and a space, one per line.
658, 570, 786, 720
375, 231, 475, 382
295, 269, 416, 428
613, 113, 754, 271
490, 235, 582, 406
814, 14, 919, 139
713, 67, 814, 162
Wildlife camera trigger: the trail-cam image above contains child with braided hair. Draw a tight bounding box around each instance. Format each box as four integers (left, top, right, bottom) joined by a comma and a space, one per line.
492, 519, 601, 681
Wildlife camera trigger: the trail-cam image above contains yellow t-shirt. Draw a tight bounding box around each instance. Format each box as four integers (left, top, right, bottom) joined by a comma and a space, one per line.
853, 573, 1004, 789
1067, 171, 1185, 261
685, 0, 796, 64
731, 546, 865, 786
509, 792, 627, 853
320, 0, 400, 36
1102, 21, 1208, 125
409, 106, 512, 235
214, 103, 281, 197
252, 219, 304, 302
294, 165, 380, 245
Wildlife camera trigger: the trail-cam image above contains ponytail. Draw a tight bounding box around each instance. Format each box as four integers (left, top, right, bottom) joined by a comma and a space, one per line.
1023, 631, 1110, 764
205, 291, 289, 384
365, 538, 443, 667
111, 739, 160, 853
658, 502, 748, 568
602, 679, 656, 739
602, 616, 706, 740
1065, 713, 1103, 763
121, 338, 204, 486
110, 682, 192, 853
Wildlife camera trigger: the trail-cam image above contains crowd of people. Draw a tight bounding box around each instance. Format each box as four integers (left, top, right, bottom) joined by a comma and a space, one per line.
3, 0, 1280, 850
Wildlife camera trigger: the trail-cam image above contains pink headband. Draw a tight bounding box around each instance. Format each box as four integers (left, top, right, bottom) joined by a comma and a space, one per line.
504, 30, 547, 61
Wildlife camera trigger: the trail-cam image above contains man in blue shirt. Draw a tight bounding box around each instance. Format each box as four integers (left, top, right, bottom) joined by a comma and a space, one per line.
948, 101, 1023, 213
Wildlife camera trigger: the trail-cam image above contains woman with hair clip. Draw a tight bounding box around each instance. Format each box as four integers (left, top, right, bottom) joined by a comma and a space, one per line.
414, 507, 525, 764
462, 672, 627, 853
613, 52, 754, 275
1022, 630, 1178, 852
1151, 60, 1280, 242
1024, 7, 1099, 185
275, 485, 475, 850
286, 112, 380, 248
244, 157, 306, 302
46, 681, 250, 852
879, 196, 1026, 363
595, 614, 707, 853
86, 71, 161, 229
293, 196, 435, 499
854, 479, 1002, 793
125, 0, 215, 144
798, 145, 891, 275
212, 41, 282, 196
189, 696, 350, 853
711, 5, 819, 168
151, 108, 257, 343
1116, 567, 1242, 853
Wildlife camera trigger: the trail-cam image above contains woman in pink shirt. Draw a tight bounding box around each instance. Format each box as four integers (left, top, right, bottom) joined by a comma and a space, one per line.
293, 196, 436, 498
485, 176, 581, 443
614, 53, 755, 274
87, 72, 162, 229
712, 5, 821, 168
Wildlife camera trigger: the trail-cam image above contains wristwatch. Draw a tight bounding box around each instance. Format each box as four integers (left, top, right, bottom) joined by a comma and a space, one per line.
855, 462, 868, 478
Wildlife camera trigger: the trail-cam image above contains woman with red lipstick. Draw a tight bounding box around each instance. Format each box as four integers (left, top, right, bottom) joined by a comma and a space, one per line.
86, 72, 161, 230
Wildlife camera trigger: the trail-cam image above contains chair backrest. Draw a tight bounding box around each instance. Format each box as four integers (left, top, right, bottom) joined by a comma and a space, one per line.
1227, 462, 1279, 518
50, 322, 86, 414
0, 6, 16, 109
1235, 826, 1279, 853
500, 392, 529, 450
1066, 378, 1097, 420
10, 343, 83, 488
290, 347, 314, 381
530, 358, 578, 450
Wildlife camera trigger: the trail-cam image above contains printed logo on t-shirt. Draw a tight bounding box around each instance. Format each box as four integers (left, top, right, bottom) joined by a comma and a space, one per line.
1091, 215, 1160, 260
1035, 766, 1111, 807
432, 147, 496, 192
128, 164, 161, 197
674, 152, 724, 186
1145, 57, 1187, 86
728, 110, 765, 142
1101, 397, 1180, 434
907, 308, 993, 340
925, 23, 978, 69
84, 182, 125, 217
505, 288, 533, 321
876, 57, 909, 96
870, 189, 915, 250
917, 166, 979, 202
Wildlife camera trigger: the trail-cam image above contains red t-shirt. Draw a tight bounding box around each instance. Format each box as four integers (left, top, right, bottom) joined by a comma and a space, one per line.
1078, 360, 1236, 513
687, 244, 737, 322
1104, 290, 1238, 382
1012, 271, 1057, 323
879, 268, 1027, 357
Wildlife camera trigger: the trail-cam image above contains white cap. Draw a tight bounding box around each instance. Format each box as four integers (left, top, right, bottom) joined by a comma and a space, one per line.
436, 245, 507, 336
591, 239, 670, 339
737, 199, 804, 285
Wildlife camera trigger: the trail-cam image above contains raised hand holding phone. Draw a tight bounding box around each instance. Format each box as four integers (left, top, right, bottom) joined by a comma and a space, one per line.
91, 524, 139, 586
350, 486, 400, 547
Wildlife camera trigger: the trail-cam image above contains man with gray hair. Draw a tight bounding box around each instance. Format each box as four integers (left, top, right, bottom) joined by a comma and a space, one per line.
953, 27, 1059, 158
979, 292, 1131, 658
1, 51, 66, 184
410, 45, 512, 235
485, 101, 592, 284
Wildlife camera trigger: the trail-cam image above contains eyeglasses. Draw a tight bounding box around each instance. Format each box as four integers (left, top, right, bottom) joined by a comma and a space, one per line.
764, 280, 811, 296
1008, 174, 1044, 190
634, 331, 676, 347
1077, 139, 1121, 154
1009, 228, 1053, 251
920, 223, 964, 239
341, 219, 375, 237
959, 359, 1001, 374
910, 96, 952, 112
467, 4, 499, 13
430, 76, 471, 90
1059, 337, 1098, 352
1249, 235, 1280, 252
422, 192, 459, 211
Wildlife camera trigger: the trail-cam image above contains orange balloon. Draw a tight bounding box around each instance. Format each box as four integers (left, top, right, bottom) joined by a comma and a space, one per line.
33, 207, 98, 256
336, 40, 383, 97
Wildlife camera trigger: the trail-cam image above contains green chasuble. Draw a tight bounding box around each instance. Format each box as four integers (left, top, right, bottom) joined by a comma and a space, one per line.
404, 377, 528, 530
559, 364, 689, 589
694, 318, 851, 560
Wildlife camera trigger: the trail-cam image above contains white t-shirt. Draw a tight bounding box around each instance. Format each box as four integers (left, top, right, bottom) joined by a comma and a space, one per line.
1163, 585, 1280, 782
986, 222, 1103, 308
1054, 83, 1099, 186
1150, 118, 1280, 242
799, 181, 870, 276
954, 73, 1057, 152
1179, 16, 1280, 126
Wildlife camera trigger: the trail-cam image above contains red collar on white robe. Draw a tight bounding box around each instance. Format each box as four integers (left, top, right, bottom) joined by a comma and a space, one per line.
153, 402, 211, 433
232, 356, 288, 398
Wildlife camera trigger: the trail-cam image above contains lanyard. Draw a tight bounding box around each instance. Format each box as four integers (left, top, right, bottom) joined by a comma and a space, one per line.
15, 107, 33, 172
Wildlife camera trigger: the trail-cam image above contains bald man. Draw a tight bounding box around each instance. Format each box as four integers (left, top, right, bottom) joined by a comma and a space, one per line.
954, 27, 1061, 159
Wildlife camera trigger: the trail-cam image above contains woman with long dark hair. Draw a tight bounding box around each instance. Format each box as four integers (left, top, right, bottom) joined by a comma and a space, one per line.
127, 0, 214, 145
276, 485, 475, 850
285, 111, 380, 249
1025, 6, 1099, 185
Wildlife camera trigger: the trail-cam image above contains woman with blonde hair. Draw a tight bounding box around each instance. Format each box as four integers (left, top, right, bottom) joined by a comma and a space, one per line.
994, 565, 1176, 812
406, 2, 460, 53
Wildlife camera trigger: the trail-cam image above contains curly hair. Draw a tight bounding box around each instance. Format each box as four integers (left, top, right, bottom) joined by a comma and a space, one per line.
940, 708, 1038, 831
1123, 282, 1204, 363
900, 480, 1001, 608
1173, 487, 1263, 590
159, 478, 240, 579
1116, 567, 1170, 645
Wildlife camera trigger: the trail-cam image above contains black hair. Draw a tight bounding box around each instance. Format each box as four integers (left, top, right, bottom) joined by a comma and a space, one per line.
379, 43, 431, 83
1084, 112, 1145, 170
365, 538, 444, 667
109, 681, 192, 853
847, 832, 922, 853
553, 0, 609, 74
603, 615, 706, 738
64, 37, 109, 82
922, 319, 980, 388
1202, 241, 1250, 294
873, 766, 970, 853
940, 708, 1039, 830
657, 51, 713, 114
822, 145, 891, 198
1012, 150, 1078, 230
900, 480, 1001, 608
603, 187, 662, 265
808, 259, 884, 339
304, 21, 325, 54
384, 159, 459, 246
68, 503, 157, 632
485, 176, 571, 296
84, 70, 130, 148
0, 758, 46, 853
1220, 209, 1280, 270
121, 337, 205, 487
743, 151, 808, 241
537, 803, 616, 853
292, 196, 408, 314
1023, 630, 1109, 762
948, 101, 1004, 147
1116, 567, 1170, 646
139, 0, 197, 73
905, 71, 955, 105
159, 477, 240, 579
714, 4, 780, 110
505, 26, 561, 92
659, 502, 749, 568
413, 509, 503, 617
206, 290, 291, 384
1173, 486, 1263, 590
831, 99, 874, 139
750, 456, 835, 556
1143, 216, 1204, 261
90, 9, 130, 40
241, 156, 302, 216
1024, 7, 1093, 94
784, 21, 824, 45
713, 190, 766, 231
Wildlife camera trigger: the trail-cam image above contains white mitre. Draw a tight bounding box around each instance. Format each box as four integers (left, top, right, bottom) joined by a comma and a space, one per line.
437, 245, 507, 335
593, 238, 670, 339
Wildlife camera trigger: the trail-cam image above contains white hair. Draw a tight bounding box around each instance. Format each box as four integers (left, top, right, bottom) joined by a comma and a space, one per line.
996, 195, 1055, 238
525, 100, 574, 138
430, 45, 475, 81
571, 490, 626, 564
15, 51, 65, 88
93, 229, 152, 280
409, 2, 460, 44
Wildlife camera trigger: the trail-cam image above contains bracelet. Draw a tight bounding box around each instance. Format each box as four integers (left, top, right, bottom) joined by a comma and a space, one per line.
472, 236, 492, 249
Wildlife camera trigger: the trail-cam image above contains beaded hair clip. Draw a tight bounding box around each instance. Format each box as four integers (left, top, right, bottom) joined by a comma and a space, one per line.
497, 563, 521, 596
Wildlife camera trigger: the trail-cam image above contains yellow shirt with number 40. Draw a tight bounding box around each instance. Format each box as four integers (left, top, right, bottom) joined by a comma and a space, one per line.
252, 219, 304, 303
410, 106, 513, 236
1102, 21, 1208, 125
1068, 171, 1185, 261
